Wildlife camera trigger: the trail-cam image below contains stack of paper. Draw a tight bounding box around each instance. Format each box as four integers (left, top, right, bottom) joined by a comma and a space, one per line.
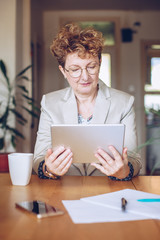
62, 189, 160, 223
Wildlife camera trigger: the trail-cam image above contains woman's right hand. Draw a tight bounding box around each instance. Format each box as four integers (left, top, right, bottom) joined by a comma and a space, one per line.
44, 146, 73, 176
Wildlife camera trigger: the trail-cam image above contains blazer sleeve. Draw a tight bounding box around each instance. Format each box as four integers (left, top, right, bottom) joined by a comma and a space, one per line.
120, 95, 142, 176
33, 95, 53, 174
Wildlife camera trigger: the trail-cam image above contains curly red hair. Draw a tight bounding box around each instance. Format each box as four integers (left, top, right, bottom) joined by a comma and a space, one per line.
50, 23, 104, 67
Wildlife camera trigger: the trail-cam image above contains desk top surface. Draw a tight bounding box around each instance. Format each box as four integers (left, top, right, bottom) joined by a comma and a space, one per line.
0, 174, 160, 240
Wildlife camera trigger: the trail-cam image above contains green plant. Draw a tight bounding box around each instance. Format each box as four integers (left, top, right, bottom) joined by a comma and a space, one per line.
0, 59, 40, 151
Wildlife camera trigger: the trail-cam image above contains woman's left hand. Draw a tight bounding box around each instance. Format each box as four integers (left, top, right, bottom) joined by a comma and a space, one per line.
91, 146, 130, 179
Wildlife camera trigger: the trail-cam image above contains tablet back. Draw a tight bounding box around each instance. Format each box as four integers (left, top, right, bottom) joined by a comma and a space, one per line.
51, 124, 125, 163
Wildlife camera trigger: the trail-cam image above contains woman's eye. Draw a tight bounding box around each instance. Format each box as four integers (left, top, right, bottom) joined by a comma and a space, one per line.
71, 68, 80, 72
88, 65, 96, 69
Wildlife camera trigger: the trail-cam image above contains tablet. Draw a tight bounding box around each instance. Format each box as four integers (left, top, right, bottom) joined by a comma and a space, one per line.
51, 124, 125, 163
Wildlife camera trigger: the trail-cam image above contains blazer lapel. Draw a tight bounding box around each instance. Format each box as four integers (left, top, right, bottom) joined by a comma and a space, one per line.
62, 88, 78, 124
92, 81, 111, 124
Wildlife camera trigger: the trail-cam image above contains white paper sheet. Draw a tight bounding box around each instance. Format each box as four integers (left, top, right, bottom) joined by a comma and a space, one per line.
62, 189, 160, 224
81, 189, 160, 219
62, 199, 149, 224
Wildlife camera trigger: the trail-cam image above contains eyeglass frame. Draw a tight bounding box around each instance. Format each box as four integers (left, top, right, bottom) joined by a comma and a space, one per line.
64, 62, 100, 78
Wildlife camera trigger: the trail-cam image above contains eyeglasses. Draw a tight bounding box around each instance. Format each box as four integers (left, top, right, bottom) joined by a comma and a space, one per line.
64, 62, 100, 78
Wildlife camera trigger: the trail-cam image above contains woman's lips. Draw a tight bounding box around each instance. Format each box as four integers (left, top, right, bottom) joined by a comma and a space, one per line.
80, 82, 91, 86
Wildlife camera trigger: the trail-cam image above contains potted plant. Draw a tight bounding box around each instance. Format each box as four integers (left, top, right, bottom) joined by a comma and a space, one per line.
0, 59, 40, 171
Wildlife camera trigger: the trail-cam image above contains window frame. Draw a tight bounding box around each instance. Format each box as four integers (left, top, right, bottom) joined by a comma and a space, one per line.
142, 40, 160, 96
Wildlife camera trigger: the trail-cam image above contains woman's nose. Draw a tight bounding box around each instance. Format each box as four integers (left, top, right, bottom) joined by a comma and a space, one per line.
81, 68, 89, 81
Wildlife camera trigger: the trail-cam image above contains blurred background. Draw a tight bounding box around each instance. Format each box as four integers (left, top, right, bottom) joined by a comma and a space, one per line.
0, 0, 160, 175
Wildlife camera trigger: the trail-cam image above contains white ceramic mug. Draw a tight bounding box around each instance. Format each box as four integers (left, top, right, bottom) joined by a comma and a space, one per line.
8, 153, 33, 186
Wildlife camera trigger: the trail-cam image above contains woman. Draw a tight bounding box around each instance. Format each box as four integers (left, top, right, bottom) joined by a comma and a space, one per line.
33, 23, 141, 180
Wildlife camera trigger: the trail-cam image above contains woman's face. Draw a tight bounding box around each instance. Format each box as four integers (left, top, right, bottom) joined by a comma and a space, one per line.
59, 52, 100, 97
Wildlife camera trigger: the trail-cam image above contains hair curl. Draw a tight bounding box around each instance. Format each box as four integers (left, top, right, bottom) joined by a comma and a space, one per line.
50, 23, 104, 67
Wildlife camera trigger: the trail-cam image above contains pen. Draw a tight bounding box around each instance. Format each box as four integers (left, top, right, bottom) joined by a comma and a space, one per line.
121, 197, 127, 211
137, 199, 160, 202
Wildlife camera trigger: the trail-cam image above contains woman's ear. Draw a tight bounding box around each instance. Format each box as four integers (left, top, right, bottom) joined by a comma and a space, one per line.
59, 65, 67, 79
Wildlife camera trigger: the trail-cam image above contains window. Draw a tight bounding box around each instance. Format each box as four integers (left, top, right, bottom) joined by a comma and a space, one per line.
144, 44, 160, 112
79, 21, 115, 46
99, 53, 111, 87
142, 41, 160, 174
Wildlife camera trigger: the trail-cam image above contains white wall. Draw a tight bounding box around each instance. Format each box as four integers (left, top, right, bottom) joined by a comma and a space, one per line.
0, 0, 17, 81
0, 0, 17, 152
0, 0, 32, 153
38, 10, 160, 174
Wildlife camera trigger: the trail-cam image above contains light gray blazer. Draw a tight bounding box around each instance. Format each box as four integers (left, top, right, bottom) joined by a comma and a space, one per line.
33, 80, 141, 177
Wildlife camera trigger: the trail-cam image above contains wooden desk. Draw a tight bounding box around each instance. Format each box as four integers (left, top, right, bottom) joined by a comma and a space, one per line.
0, 174, 160, 240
